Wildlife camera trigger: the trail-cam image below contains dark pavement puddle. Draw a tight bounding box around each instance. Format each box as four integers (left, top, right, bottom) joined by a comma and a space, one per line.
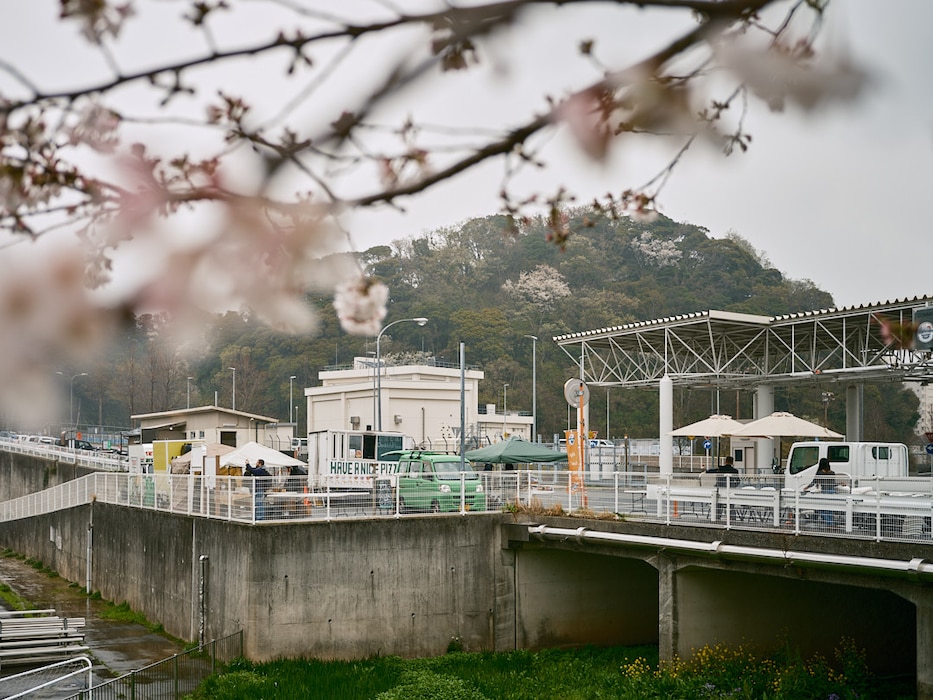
0, 556, 203, 694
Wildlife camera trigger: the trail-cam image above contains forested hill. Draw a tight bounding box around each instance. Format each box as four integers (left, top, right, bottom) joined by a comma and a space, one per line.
91, 208, 918, 444
363, 209, 833, 335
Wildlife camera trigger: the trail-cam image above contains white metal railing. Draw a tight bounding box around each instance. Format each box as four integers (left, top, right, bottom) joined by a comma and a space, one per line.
0, 656, 92, 698
2, 464, 933, 544
0, 438, 126, 471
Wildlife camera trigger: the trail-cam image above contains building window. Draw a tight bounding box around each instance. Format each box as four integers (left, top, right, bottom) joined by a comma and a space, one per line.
199, 431, 205, 438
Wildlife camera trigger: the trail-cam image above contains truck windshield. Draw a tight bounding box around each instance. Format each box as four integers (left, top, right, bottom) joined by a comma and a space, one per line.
434, 461, 477, 480
788, 446, 819, 474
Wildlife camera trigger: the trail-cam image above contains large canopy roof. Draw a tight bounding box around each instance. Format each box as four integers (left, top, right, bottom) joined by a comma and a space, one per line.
554, 297, 933, 390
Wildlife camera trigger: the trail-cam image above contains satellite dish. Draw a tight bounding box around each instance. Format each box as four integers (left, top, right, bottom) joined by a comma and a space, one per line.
563, 378, 590, 407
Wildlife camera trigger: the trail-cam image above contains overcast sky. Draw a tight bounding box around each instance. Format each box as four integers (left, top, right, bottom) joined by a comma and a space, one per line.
345, 0, 933, 310
3, 1, 931, 313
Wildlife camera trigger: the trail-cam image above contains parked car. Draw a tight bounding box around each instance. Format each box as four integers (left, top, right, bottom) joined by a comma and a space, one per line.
395, 451, 486, 513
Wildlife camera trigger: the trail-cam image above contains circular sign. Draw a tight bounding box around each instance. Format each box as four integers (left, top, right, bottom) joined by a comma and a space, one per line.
917, 321, 933, 345
703, 439, 712, 450
563, 379, 590, 407
926, 443, 933, 456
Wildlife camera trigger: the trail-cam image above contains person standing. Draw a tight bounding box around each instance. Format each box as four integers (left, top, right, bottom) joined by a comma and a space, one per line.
244, 459, 271, 520
706, 455, 740, 520
805, 458, 837, 528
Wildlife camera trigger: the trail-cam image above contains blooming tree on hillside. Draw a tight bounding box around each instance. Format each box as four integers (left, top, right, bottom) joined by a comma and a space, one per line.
0, 0, 865, 422
502, 265, 572, 311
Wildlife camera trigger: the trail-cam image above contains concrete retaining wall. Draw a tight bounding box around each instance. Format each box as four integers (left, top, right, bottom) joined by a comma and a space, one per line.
0, 503, 515, 660
0, 449, 95, 499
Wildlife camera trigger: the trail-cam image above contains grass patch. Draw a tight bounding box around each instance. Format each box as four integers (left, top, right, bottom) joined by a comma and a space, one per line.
0, 582, 31, 611
24, 556, 58, 578
185, 640, 915, 700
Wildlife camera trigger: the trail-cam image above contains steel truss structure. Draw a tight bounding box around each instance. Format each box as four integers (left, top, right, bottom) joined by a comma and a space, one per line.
554, 297, 933, 390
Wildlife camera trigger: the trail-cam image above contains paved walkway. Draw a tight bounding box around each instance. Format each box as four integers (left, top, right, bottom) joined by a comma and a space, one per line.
0, 555, 195, 694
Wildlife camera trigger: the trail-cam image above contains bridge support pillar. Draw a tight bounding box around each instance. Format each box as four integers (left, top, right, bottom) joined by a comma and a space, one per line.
656, 554, 677, 664
918, 594, 933, 700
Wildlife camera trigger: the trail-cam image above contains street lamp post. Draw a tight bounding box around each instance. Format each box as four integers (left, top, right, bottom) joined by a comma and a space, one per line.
502, 383, 508, 437
228, 367, 236, 410
524, 335, 537, 441
187, 376, 193, 409
60, 372, 87, 428
366, 351, 376, 428
289, 376, 297, 423
376, 317, 428, 431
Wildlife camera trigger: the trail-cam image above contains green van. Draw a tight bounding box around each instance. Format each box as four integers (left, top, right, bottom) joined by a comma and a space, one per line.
396, 452, 486, 513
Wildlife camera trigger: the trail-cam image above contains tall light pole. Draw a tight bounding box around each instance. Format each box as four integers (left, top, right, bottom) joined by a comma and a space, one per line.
502, 383, 509, 437
289, 375, 297, 423
524, 335, 537, 442
187, 376, 193, 409
228, 367, 236, 410
63, 372, 87, 428
366, 351, 377, 428
376, 317, 428, 431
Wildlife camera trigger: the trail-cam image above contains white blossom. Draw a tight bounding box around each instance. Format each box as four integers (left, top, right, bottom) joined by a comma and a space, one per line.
502, 264, 571, 310
65, 102, 121, 153
630, 232, 682, 268
333, 277, 388, 336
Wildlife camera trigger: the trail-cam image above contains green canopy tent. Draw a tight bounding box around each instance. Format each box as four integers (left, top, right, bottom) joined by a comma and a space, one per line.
465, 436, 567, 465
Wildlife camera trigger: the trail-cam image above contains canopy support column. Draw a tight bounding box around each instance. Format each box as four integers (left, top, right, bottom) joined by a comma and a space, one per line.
660, 375, 673, 476
846, 384, 864, 442
754, 385, 774, 473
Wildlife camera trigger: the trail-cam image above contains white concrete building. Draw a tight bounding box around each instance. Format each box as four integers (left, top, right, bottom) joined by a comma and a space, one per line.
303, 358, 533, 448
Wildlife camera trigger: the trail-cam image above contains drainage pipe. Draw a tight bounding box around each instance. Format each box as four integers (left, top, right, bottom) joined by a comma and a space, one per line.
85, 509, 93, 593
527, 524, 933, 581
198, 555, 209, 647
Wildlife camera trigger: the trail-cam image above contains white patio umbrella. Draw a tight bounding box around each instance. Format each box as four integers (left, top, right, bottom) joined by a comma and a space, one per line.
729, 411, 843, 439
669, 415, 745, 437
670, 415, 744, 467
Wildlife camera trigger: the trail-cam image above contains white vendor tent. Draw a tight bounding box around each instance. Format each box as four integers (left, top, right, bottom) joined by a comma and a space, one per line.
219, 441, 307, 470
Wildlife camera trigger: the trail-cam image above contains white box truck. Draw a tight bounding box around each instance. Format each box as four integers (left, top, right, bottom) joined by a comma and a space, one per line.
783, 441, 910, 491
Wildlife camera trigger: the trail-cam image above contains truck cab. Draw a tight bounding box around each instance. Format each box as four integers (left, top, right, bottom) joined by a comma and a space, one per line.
395, 451, 486, 513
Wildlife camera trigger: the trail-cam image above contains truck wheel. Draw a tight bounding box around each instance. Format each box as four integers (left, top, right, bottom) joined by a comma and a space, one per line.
431, 500, 441, 513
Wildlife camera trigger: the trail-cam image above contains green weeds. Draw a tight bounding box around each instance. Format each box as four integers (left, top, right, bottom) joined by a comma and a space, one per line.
0, 582, 31, 611
186, 641, 915, 700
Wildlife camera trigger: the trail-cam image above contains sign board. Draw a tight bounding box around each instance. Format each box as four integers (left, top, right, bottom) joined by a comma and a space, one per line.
563, 379, 590, 407
703, 439, 712, 451
914, 307, 933, 351
926, 444, 933, 456
375, 477, 393, 510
